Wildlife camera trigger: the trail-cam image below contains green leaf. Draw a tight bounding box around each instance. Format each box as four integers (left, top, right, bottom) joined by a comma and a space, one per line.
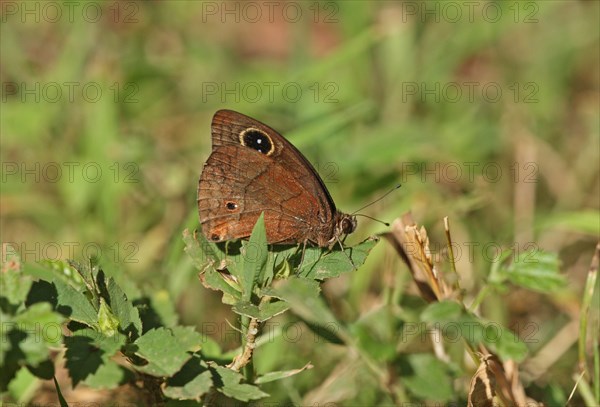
65, 332, 118, 387
67, 259, 97, 294
97, 298, 120, 338
420, 301, 463, 322
401, 353, 453, 401
231, 301, 263, 320
241, 214, 268, 301
27, 359, 55, 380
73, 328, 125, 355
349, 306, 401, 362
163, 356, 213, 400
421, 301, 528, 361
212, 365, 269, 401
269, 277, 349, 344
40, 260, 86, 289
232, 300, 289, 322
266, 276, 321, 301
539, 210, 600, 235
169, 326, 203, 353
83, 359, 131, 389
299, 237, 379, 279
150, 290, 179, 329
21, 262, 60, 283
10, 303, 65, 367
199, 336, 223, 360
0, 246, 31, 309
106, 277, 142, 337
200, 268, 242, 304
13, 302, 65, 345
66, 259, 101, 306
54, 278, 98, 327
183, 228, 225, 274
133, 328, 191, 377
164, 371, 212, 400
7, 367, 39, 402
254, 362, 313, 384
500, 249, 565, 293
18, 332, 50, 367
1, 328, 25, 391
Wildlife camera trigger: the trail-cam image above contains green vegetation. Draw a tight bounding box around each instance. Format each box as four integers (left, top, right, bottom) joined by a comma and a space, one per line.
1, 1, 598, 405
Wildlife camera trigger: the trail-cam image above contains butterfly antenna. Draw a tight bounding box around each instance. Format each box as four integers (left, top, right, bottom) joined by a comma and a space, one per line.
354, 214, 390, 227
351, 184, 401, 215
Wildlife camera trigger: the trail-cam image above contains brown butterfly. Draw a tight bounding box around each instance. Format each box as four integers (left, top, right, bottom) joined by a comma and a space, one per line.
197, 110, 356, 248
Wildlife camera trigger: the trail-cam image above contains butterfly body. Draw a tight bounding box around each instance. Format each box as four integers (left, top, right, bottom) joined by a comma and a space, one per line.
198, 110, 356, 247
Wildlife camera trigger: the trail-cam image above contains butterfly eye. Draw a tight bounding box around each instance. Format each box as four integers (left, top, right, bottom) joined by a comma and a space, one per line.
239, 128, 274, 155
225, 201, 238, 211
341, 217, 357, 234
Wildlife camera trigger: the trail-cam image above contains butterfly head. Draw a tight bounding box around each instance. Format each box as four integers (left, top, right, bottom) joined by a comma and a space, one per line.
327, 212, 356, 246
340, 214, 357, 235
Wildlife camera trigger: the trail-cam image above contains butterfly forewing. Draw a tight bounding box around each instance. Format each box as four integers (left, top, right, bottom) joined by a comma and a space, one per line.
198, 146, 318, 243
198, 110, 353, 247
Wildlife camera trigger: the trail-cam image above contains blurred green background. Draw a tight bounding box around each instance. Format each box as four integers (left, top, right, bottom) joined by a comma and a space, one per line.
1, 0, 598, 404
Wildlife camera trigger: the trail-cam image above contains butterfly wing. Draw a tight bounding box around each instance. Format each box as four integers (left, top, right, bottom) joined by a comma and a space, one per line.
198, 110, 337, 245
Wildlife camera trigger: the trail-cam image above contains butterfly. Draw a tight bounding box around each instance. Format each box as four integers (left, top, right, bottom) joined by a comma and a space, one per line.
197, 110, 356, 248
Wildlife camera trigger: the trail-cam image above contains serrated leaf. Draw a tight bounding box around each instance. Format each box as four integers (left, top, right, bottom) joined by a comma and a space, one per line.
41, 260, 86, 289
133, 328, 191, 377
83, 359, 131, 389
17, 331, 50, 367
72, 328, 126, 355
254, 362, 313, 384
21, 262, 59, 283
97, 298, 119, 337
13, 302, 65, 339
13, 302, 65, 348
6, 303, 65, 368
299, 237, 379, 279
134, 291, 179, 335
212, 365, 269, 401
183, 228, 225, 274
200, 268, 242, 305
163, 356, 212, 400
67, 260, 96, 294
268, 276, 321, 300
501, 250, 565, 293
53, 278, 97, 327
241, 214, 268, 301
107, 277, 142, 337
163, 370, 213, 400
232, 300, 289, 322
64, 335, 105, 387
169, 326, 203, 353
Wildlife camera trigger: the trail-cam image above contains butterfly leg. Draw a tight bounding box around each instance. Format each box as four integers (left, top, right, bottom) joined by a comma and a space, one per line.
297, 239, 308, 271
333, 235, 357, 271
